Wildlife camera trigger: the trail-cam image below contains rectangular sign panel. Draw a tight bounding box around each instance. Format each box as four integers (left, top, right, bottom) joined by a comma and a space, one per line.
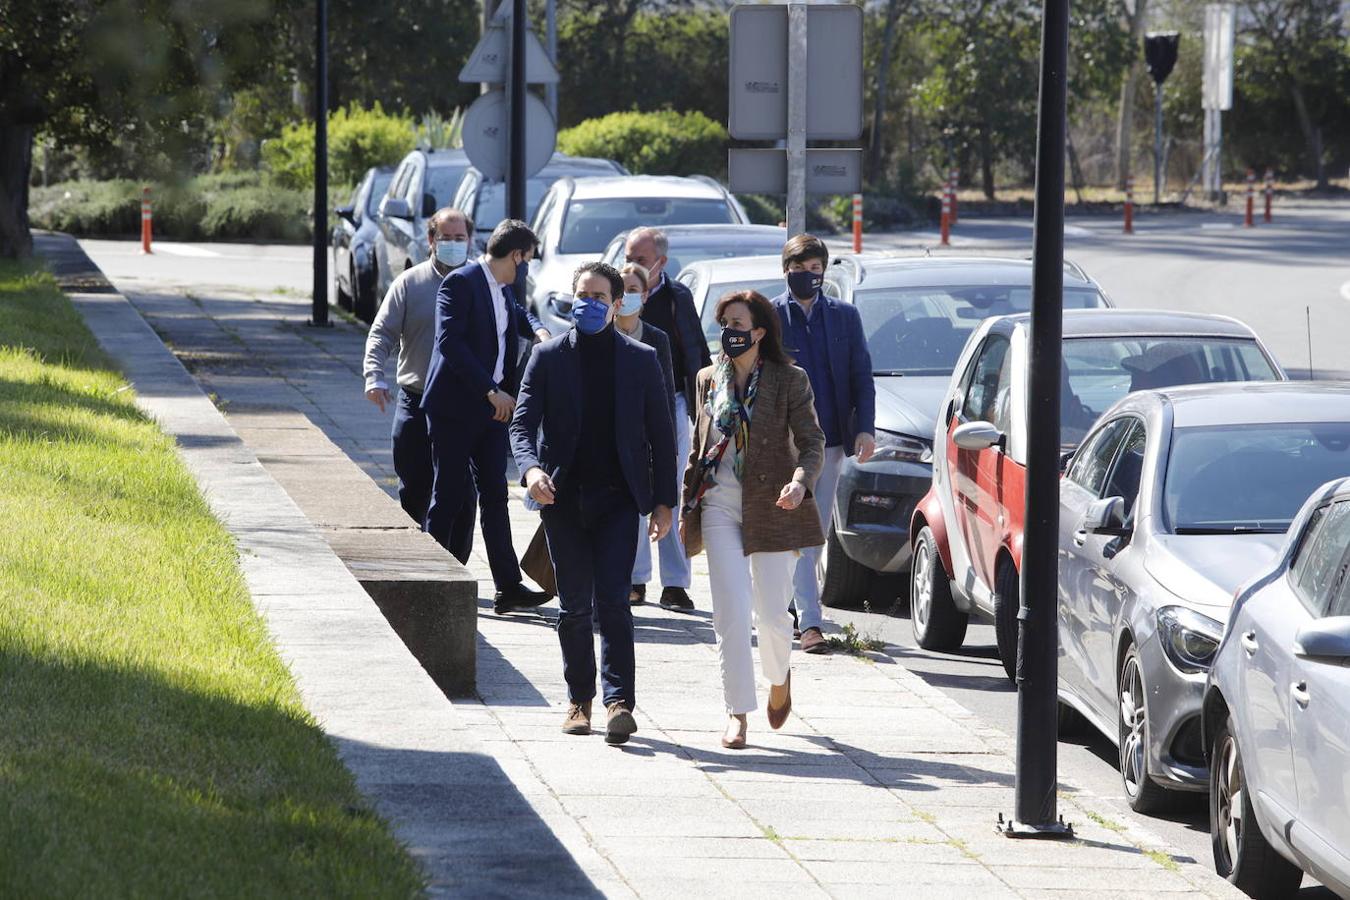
1202, 3, 1235, 111
728, 4, 863, 141
728, 148, 863, 195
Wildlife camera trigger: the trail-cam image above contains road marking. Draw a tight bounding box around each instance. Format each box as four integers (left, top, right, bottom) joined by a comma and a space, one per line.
1064, 224, 1093, 237
1341, 280, 1350, 302
1200, 222, 1236, 230
153, 243, 222, 258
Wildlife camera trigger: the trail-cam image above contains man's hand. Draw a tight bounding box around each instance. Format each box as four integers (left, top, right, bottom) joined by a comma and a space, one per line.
534, 328, 552, 342
487, 389, 516, 423
776, 481, 806, 510
855, 432, 876, 464
365, 387, 392, 413
649, 505, 672, 541
525, 467, 556, 506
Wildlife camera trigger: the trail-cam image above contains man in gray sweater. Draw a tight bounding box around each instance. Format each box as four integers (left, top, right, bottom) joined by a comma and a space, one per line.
363, 207, 479, 561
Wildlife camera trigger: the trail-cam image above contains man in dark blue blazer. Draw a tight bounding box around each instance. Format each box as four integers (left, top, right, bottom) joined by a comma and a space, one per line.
422, 219, 552, 613
771, 233, 877, 655
510, 261, 677, 745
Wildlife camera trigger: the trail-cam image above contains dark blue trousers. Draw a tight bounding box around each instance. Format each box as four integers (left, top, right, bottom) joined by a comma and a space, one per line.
393, 389, 475, 563
542, 482, 640, 708
426, 410, 521, 592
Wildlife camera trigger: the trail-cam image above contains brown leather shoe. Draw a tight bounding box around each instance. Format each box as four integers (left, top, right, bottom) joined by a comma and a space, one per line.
767, 672, 792, 730
800, 627, 832, 655
605, 702, 637, 745
562, 701, 592, 735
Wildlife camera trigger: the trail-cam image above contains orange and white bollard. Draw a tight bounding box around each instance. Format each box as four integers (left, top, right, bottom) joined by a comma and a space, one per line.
948, 168, 959, 224
851, 193, 863, 253
1244, 168, 1255, 228
1123, 177, 1134, 234
939, 188, 951, 247
140, 186, 153, 254
1263, 168, 1273, 223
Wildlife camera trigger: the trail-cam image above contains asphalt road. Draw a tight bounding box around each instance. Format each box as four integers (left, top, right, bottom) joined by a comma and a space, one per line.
78, 197, 1349, 895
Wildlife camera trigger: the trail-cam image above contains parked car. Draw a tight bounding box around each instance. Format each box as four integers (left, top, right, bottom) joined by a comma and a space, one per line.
1205, 467, 1350, 898
332, 165, 395, 321
600, 224, 788, 277
819, 256, 1112, 607
1057, 384, 1350, 819
529, 175, 750, 333
374, 148, 471, 302
674, 255, 788, 356
452, 153, 627, 251
910, 310, 1285, 685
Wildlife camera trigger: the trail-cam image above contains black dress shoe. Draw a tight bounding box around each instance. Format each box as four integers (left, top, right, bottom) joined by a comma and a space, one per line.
494, 584, 550, 614
658, 587, 694, 611
629, 583, 646, 605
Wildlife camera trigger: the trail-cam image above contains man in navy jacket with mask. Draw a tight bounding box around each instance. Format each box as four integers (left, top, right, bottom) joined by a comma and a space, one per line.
422, 218, 551, 614
771, 234, 876, 655
511, 261, 676, 745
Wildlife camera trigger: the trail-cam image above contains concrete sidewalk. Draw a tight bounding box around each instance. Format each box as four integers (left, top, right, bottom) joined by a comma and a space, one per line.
73, 239, 1242, 899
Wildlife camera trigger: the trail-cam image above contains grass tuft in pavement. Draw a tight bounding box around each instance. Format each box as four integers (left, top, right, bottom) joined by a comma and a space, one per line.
0, 260, 424, 897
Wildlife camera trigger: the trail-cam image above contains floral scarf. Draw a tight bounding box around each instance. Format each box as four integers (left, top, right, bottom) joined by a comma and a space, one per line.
684, 356, 762, 513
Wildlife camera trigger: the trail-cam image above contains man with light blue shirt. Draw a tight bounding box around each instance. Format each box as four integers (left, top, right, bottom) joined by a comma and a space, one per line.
771, 233, 876, 655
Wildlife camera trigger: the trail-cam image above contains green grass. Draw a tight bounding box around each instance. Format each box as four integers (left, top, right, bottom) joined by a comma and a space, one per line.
0, 260, 424, 896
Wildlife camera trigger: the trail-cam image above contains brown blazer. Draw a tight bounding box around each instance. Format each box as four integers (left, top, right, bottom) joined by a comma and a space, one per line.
682, 360, 826, 557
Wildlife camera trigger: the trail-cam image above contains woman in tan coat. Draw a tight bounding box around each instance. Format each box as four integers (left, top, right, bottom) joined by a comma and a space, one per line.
681, 290, 825, 748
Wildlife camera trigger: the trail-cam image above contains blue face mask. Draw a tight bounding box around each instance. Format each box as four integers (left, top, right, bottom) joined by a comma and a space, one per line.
571, 296, 611, 335
434, 239, 468, 268
618, 291, 644, 317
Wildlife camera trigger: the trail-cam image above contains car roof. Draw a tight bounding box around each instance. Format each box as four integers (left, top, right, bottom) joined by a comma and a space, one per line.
422, 148, 469, 167
464, 153, 621, 180
1142, 382, 1350, 428
563, 175, 730, 200
829, 254, 1097, 289
679, 254, 785, 281
617, 224, 785, 240
991, 308, 1261, 339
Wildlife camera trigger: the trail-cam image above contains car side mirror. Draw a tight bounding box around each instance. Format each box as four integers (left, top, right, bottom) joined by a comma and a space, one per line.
1083, 496, 1129, 536
547, 293, 574, 317
336, 205, 356, 225
382, 197, 413, 220
952, 420, 1003, 452
1293, 617, 1350, 663
1059, 449, 1076, 473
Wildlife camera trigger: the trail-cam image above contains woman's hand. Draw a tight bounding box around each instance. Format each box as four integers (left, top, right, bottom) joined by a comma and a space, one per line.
776, 481, 806, 510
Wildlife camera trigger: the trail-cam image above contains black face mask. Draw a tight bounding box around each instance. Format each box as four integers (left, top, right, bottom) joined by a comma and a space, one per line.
787, 269, 823, 300
721, 327, 754, 359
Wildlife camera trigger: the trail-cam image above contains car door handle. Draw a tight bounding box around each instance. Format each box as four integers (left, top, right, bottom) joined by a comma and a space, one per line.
1239, 630, 1258, 655
1073, 529, 1087, 546
1291, 681, 1310, 708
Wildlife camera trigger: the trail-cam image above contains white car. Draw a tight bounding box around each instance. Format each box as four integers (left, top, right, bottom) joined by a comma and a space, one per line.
529, 175, 749, 333
674, 255, 787, 357
1204, 470, 1350, 899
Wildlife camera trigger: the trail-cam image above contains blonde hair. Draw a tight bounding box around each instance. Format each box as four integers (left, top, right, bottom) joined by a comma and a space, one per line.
619, 262, 650, 293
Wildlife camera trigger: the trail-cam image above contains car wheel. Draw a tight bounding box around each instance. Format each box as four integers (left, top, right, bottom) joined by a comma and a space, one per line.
1117, 643, 1178, 814
993, 561, 1019, 684
1210, 715, 1303, 897
821, 524, 872, 609
910, 526, 967, 650
355, 261, 376, 322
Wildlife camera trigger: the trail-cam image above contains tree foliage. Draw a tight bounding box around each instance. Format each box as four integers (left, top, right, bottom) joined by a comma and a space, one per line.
261, 103, 414, 190
558, 109, 726, 177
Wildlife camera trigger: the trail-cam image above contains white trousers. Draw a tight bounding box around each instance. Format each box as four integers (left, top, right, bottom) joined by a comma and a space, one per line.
703, 498, 795, 715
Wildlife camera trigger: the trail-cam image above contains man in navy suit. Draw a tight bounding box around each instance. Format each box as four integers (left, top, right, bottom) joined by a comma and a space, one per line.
771, 234, 877, 655
423, 219, 552, 613
510, 261, 677, 744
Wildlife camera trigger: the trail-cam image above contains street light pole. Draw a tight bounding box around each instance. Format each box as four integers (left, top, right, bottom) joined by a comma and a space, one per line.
1001, 0, 1071, 839
311, 0, 330, 327
507, 0, 527, 222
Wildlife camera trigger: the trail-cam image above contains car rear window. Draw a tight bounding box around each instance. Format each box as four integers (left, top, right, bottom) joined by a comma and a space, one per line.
560, 198, 736, 254
424, 165, 468, 210
474, 177, 557, 234
365, 171, 395, 217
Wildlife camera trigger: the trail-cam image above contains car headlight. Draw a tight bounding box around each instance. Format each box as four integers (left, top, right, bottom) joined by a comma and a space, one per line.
1156, 606, 1223, 674
871, 430, 933, 464
544, 291, 573, 317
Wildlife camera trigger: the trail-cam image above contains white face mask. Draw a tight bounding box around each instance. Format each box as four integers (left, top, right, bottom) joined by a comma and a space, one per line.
618, 291, 644, 317
434, 239, 468, 267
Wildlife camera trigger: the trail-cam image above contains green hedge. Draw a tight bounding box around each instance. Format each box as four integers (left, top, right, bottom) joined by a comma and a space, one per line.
263, 103, 414, 190
558, 109, 727, 178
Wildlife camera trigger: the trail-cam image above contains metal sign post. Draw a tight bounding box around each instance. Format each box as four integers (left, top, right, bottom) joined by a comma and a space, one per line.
1144, 32, 1180, 205
310, 0, 330, 328
785, 1, 807, 236
1202, 3, 1235, 200
508, 0, 527, 220
999, 0, 1072, 840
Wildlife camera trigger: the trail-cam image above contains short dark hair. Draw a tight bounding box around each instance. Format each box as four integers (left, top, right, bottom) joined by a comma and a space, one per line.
427, 207, 474, 240
715, 290, 792, 365
486, 219, 539, 259
572, 261, 624, 301
781, 233, 829, 272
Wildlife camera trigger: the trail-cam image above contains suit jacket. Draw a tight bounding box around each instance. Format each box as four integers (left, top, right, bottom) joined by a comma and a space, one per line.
511, 328, 678, 516
627, 321, 676, 433
421, 261, 545, 420
646, 277, 711, 419
681, 360, 826, 557
771, 291, 876, 455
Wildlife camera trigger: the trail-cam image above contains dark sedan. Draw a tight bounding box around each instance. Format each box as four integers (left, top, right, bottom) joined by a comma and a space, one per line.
333, 165, 394, 320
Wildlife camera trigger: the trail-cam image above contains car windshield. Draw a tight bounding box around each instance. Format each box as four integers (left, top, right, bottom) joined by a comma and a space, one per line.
853, 285, 1106, 377
1062, 337, 1277, 446
474, 177, 556, 233
425, 165, 468, 209
1165, 422, 1350, 533
698, 278, 789, 353
560, 198, 736, 254
365, 171, 394, 216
